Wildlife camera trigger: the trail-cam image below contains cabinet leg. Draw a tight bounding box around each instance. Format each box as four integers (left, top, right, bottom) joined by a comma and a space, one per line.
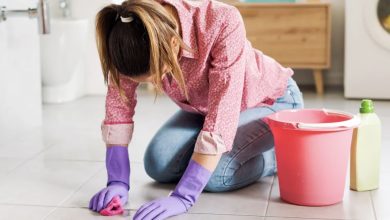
313, 69, 324, 95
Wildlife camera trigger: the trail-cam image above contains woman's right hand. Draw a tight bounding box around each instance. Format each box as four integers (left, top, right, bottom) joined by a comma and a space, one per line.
89, 181, 129, 212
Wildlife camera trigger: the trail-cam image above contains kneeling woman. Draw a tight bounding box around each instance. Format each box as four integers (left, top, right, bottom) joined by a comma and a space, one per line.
89, 0, 304, 219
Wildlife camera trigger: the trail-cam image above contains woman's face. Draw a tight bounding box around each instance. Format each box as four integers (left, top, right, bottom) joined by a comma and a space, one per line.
129, 74, 155, 83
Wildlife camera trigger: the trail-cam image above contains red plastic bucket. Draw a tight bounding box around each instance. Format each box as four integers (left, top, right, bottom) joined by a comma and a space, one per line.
265, 109, 360, 206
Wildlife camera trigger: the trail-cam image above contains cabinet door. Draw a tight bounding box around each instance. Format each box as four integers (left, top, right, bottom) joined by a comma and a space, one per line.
236, 4, 331, 69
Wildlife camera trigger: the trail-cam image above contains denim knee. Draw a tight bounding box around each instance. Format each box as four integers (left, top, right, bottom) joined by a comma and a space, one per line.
143, 142, 180, 183
203, 174, 225, 192
204, 154, 265, 193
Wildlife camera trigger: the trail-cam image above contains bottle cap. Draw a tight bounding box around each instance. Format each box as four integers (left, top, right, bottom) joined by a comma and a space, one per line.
360, 99, 374, 113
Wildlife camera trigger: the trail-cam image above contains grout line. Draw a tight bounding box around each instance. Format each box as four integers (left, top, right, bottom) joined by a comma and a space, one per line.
36, 158, 142, 164
264, 216, 352, 220
0, 202, 363, 220
39, 158, 105, 163
369, 191, 378, 220
2, 142, 58, 176
0, 203, 58, 208
35, 156, 141, 217
186, 212, 266, 217
173, 212, 269, 217
264, 175, 275, 217
56, 165, 106, 207
261, 175, 362, 220
42, 206, 58, 220
42, 165, 106, 220
0, 203, 58, 220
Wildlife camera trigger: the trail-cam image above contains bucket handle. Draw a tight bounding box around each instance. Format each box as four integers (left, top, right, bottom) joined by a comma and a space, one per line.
296, 109, 361, 130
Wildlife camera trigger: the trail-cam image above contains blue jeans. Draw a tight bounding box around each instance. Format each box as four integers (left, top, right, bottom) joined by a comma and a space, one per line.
144, 77, 304, 192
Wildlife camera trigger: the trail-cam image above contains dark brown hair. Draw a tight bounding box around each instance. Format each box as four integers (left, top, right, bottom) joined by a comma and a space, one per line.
95, 0, 191, 100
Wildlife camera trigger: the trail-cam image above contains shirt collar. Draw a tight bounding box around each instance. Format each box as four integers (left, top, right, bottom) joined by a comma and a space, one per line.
157, 0, 199, 59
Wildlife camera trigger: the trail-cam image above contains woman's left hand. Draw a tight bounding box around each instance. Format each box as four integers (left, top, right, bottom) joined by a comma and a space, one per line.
133, 195, 188, 220
133, 159, 213, 220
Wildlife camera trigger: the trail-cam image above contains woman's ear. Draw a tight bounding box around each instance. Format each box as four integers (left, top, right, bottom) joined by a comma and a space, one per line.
171, 37, 180, 56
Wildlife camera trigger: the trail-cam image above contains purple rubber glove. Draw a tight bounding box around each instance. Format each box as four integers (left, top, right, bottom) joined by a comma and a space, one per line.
89, 146, 130, 212
89, 182, 128, 212
133, 160, 212, 220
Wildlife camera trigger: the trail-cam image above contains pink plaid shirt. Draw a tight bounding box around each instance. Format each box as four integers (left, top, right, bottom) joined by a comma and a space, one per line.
101, 0, 293, 155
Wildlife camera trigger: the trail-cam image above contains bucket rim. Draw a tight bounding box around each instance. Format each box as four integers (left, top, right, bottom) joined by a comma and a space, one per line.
266, 108, 361, 131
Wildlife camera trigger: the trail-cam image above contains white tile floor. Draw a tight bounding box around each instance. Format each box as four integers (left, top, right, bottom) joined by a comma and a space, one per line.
0, 88, 389, 220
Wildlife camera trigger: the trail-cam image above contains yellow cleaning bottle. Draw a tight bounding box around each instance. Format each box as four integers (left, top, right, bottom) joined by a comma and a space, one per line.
350, 99, 381, 191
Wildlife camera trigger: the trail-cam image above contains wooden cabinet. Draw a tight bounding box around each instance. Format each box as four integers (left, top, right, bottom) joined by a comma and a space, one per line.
222, 1, 331, 95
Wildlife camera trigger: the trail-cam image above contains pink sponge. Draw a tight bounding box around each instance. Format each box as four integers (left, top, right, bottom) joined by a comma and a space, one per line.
99, 196, 124, 216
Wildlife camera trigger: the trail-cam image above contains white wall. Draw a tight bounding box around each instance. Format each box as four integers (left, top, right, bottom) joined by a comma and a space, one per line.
0, 0, 42, 134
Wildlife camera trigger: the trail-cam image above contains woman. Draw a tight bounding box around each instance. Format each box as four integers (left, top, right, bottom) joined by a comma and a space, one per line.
89, 0, 304, 219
